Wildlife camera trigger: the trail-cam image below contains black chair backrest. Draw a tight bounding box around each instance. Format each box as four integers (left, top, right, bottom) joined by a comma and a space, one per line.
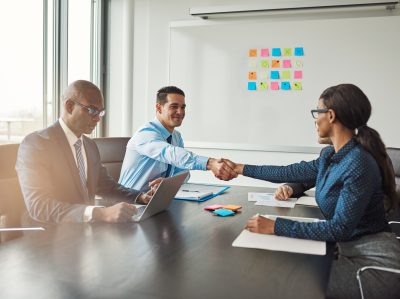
93, 137, 130, 182
387, 147, 400, 224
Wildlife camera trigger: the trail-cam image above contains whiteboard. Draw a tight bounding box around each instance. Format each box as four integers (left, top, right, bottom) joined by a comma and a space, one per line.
168, 14, 400, 152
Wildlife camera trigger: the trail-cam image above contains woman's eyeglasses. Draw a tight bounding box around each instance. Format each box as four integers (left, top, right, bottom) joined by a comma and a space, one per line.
310, 108, 329, 119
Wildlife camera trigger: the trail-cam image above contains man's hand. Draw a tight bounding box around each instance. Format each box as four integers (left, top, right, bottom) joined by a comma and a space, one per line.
92, 202, 137, 223
136, 190, 153, 205
221, 158, 244, 175
207, 158, 237, 181
274, 185, 294, 200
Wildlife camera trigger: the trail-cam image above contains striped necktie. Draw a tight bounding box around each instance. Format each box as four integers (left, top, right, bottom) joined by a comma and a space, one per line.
74, 139, 88, 194
165, 135, 172, 177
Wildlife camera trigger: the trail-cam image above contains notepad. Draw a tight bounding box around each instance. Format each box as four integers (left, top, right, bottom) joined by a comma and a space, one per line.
175, 189, 213, 200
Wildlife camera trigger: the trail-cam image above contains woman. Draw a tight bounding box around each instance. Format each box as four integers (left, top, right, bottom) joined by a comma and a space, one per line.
228, 84, 400, 299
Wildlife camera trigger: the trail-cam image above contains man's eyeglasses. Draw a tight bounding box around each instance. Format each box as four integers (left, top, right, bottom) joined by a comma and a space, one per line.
71, 100, 106, 117
310, 108, 329, 119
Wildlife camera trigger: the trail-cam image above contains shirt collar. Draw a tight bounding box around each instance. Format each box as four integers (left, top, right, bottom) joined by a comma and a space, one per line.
152, 117, 172, 140
59, 117, 82, 147
330, 138, 358, 163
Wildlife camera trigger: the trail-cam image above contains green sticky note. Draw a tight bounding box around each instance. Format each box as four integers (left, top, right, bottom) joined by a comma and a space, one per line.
259, 82, 268, 90
260, 59, 269, 68
281, 70, 291, 79
283, 48, 292, 56
293, 82, 302, 90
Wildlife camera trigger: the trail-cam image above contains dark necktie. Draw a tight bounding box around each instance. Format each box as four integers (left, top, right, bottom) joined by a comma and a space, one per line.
74, 139, 88, 195
165, 135, 172, 177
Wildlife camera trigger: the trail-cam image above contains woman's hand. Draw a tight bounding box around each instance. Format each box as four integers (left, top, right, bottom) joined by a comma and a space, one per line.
274, 184, 294, 200
245, 215, 275, 234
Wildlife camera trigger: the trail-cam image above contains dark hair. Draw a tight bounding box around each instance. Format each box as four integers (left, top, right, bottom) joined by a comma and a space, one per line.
156, 86, 185, 105
320, 84, 397, 212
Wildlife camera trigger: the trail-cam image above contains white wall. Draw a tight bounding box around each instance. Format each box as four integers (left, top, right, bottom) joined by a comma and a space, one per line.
106, 0, 396, 187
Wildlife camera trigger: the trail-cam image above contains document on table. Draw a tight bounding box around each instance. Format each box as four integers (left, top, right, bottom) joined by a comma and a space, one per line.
232, 215, 326, 255
296, 196, 318, 207
248, 192, 297, 208
175, 183, 230, 202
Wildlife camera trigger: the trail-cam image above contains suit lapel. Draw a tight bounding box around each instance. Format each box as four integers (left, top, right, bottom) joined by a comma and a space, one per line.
51, 122, 89, 202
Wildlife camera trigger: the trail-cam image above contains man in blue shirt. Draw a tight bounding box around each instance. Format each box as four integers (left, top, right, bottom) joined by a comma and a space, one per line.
119, 86, 237, 192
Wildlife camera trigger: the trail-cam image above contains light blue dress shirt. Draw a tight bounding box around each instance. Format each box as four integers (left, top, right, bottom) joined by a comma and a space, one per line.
119, 118, 209, 192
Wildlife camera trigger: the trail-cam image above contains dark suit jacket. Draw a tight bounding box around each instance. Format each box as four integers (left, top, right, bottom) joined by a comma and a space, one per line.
16, 121, 141, 223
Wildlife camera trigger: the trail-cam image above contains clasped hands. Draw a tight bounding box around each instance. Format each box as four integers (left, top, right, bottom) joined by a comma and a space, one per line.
206, 158, 244, 181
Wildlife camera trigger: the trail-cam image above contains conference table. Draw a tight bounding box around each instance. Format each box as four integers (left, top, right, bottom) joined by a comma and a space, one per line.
0, 186, 332, 299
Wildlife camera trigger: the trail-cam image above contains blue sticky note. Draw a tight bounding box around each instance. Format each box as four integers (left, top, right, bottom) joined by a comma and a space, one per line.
247, 82, 257, 90
213, 208, 235, 217
270, 71, 279, 79
294, 47, 304, 56
281, 82, 291, 90
272, 48, 281, 56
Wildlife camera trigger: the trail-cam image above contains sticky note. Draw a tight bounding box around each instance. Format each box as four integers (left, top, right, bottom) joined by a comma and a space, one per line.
270, 71, 279, 79
213, 208, 235, 217
248, 59, 257, 68
294, 60, 303, 68
248, 82, 257, 90
259, 82, 268, 90
260, 48, 269, 57
294, 47, 304, 56
282, 60, 291, 68
204, 204, 224, 211
294, 70, 303, 79
260, 59, 269, 68
271, 60, 280, 68
281, 82, 291, 90
223, 205, 242, 212
248, 72, 257, 80
283, 48, 292, 56
281, 70, 290, 79
271, 82, 279, 90
272, 48, 281, 56
293, 82, 302, 90
249, 49, 257, 57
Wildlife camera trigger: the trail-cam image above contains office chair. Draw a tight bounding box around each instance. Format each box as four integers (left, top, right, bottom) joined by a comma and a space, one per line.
357, 147, 400, 299
93, 137, 130, 181
0, 143, 26, 242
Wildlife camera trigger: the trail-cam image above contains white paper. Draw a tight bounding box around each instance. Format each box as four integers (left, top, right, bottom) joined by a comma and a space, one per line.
296, 196, 318, 207
249, 192, 297, 208
175, 190, 213, 199
232, 229, 326, 255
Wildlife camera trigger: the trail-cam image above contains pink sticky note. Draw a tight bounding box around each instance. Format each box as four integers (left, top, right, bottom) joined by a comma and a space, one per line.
271, 82, 279, 90
294, 70, 303, 79
204, 204, 224, 211
283, 60, 291, 68
260, 48, 269, 57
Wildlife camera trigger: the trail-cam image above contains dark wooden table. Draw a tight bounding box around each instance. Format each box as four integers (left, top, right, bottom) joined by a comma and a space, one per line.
0, 186, 332, 299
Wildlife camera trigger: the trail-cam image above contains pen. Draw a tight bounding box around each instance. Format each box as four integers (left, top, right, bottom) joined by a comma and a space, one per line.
182, 190, 199, 192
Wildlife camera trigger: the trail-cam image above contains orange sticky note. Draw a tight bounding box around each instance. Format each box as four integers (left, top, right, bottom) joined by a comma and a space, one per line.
249, 49, 257, 57
271, 60, 280, 68
248, 72, 257, 80
223, 205, 242, 212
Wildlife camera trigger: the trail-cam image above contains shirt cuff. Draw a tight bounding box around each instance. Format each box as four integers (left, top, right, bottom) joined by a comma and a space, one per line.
196, 156, 209, 170
83, 205, 103, 222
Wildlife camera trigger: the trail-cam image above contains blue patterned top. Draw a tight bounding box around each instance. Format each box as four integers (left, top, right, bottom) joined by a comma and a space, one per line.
243, 139, 390, 241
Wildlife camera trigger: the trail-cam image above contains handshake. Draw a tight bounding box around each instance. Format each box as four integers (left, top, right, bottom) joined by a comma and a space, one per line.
206, 158, 244, 181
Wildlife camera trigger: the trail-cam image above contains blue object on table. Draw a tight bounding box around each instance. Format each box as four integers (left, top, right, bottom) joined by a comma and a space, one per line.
213, 208, 235, 217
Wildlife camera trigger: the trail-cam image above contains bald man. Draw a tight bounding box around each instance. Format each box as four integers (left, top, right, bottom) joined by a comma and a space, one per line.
16, 80, 150, 223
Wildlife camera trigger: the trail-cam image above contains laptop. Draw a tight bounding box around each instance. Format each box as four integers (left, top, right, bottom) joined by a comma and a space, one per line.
132, 171, 189, 222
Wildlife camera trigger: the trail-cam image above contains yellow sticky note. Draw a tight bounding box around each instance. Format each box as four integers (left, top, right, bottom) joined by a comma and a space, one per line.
283, 48, 292, 56
293, 82, 302, 90
259, 82, 268, 90
281, 70, 291, 79
294, 60, 303, 68
260, 59, 269, 68
248, 59, 257, 68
